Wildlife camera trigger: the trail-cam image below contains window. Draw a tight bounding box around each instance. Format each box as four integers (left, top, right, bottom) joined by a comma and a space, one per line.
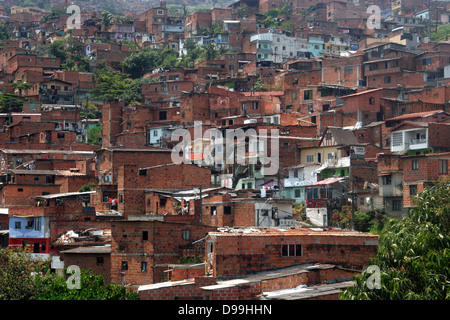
326, 133, 332, 140
252, 102, 258, 110
392, 200, 401, 211
281, 244, 302, 257
409, 185, 417, 196
41, 242, 46, 252
304, 90, 313, 100
412, 159, 419, 170
141, 262, 148, 272
46, 175, 55, 184
306, 155, 314, 163
35, 217, 41, 231
97, 257, 104, 265
224, 206, 232, 215
210, 206, 217, 216
15, 221, 21, 229
142, 231, 148, 241
182, 230, 190, 240
344, 66, 353, 74
295, 189, 301, 198
384, 76, 391, 84
382, 175, 392, 185
159, 111, 167, 120
422, 57, 431, 65
121, 261, 128, 270
18, 188, 23, 192
438, 160, 448, 174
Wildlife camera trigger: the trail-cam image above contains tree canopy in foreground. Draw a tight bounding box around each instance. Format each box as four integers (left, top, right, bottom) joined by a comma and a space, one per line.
340, 179, 450, 300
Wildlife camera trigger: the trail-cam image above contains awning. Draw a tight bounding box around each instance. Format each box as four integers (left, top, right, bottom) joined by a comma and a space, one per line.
308, 177, 346, 187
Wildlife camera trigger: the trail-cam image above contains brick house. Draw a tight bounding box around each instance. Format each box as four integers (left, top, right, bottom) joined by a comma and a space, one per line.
401, 152, 450, 208
138, 263, 357, 300
116, 163, 212, 218
109, 219, 217, 289
389, 122, 450, 155
321, 54, 365, 88
377, 153, 407, 217
6, 191, 104, 258
206, 227, 378, 279
91, 148, 174, 213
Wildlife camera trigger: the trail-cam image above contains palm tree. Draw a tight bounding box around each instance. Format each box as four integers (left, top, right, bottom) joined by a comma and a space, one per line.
102, 12, 113, 31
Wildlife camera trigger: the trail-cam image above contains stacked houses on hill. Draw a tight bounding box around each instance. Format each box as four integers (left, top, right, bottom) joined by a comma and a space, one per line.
0, 0, 449, 300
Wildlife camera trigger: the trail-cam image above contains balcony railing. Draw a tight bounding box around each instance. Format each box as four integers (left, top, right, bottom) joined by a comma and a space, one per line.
409, 139, 427, 145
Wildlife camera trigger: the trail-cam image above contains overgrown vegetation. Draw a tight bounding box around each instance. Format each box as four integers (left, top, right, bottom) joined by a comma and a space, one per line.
0, 247, 138, 300
340, 179, 450, 300
331, 206, 388, 234
174, 256, 203, 264
260, 2, 295, 32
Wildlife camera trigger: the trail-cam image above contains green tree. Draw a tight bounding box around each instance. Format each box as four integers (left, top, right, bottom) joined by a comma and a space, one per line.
0, 247, 50, 300
340, 179, 450, 300
122, 47, 160, 79
252, 78, 266, 92
0, 23, 10, 40
101, 12, 114, 31
34, 268, 139, 300
92, 66, 131, 103
47, 40, 67, 62
87, 124, 102, 146
280, 1, 293, 18
0, 93, 27, 113
234, 7, 247, 18
80, 101, 101, 119
121, 77, 154, 106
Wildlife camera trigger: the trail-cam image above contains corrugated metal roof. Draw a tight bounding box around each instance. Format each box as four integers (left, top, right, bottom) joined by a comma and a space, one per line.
308, 177, 346, 186
30, 191, 96, 200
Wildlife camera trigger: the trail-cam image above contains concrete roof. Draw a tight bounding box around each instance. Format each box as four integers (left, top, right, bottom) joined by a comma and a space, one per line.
262, 280, 355, 300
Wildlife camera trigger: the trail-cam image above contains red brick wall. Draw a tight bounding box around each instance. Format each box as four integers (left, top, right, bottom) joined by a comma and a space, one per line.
100, 103, 123, 148
138, 265, 358, 300
168, 265, 206, 281
1, 184, 61, 206
110, 220, 216, 288
61, 252, 111, 283
322, 55, 365, 88
210, 230, 378, 279
138, 276, 217, 300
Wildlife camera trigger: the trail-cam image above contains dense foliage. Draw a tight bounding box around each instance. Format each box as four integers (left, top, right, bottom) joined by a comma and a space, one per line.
331, 206, 387, 234
340, 180, 450, 300
34, 269, 139, 300
0, 247, 138, 300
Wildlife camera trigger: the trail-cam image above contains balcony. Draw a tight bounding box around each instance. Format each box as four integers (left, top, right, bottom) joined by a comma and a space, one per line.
391, 129, 428, 153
